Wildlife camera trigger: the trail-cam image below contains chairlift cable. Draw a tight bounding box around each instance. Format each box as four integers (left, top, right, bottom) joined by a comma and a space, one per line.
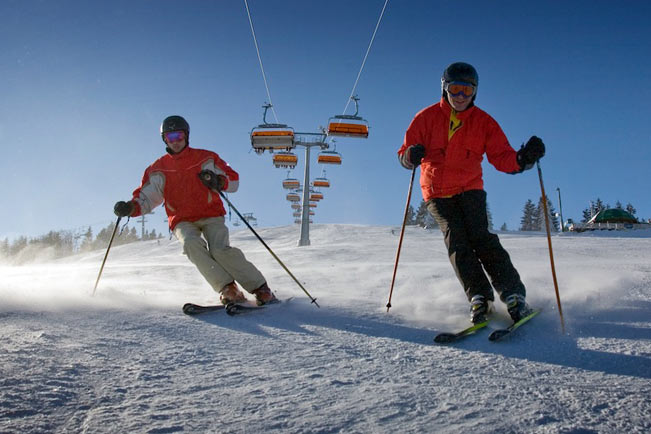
243, 0, 279, 123
342, 0, 389, 116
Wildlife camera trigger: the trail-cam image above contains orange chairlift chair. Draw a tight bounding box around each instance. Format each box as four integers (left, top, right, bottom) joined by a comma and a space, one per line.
327, 96, 369, 139
251, 103, 295, 153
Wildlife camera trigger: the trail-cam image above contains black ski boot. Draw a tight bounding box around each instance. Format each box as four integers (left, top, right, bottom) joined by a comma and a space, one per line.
470, 295, 493, 324
505, 294, 533, 323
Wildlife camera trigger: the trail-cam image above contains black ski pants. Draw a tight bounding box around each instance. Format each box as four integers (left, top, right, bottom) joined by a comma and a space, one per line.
427, 189, 525, 302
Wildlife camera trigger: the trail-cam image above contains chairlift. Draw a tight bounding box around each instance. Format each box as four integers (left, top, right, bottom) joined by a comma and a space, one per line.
273, 151, 298, 169
312, 177, 330, 188
317, 150, 342, 165
310, 192, 324, 201
327, 96, 369, 138
251, 104, 295, 152
293, 212, 302, 218
291, 203, 301, 210
282, 177, 300, 190
286, 193, 300, 202
309, 202, 317, 208
242, 213, 258, 227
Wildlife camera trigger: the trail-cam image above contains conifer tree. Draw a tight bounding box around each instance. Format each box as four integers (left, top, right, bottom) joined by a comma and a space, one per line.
520, 199, 536, 231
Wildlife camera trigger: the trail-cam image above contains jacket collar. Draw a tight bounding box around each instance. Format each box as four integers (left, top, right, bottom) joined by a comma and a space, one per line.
439, 97, 476, 119
167, 145, 192, 159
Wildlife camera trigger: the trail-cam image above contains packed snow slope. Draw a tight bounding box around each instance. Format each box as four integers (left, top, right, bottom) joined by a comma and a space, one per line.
1, 224, 650, 433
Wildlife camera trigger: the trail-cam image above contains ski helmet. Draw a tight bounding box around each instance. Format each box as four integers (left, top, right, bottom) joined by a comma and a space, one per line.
160, 115, 190, 144
441, 62, 479, 99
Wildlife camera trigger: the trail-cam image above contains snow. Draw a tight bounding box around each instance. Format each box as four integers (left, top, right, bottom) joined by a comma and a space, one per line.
1, 224, 650, 433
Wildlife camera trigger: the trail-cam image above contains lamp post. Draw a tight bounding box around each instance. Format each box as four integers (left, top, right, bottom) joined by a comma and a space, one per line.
556, 187, 565, 232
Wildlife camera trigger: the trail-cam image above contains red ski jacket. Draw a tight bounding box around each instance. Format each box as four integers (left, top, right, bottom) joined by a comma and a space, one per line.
398, 98, 521, 200
130, 146, 239, 230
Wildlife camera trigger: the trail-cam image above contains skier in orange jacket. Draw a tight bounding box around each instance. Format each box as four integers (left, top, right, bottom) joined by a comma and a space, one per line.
114, 115, 277, 306
398, 62, 545, 324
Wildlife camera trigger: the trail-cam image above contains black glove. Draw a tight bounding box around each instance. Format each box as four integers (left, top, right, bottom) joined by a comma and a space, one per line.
199, 170, 226, 191
516, 136, 545, 171
114, 201, 134, 217
408, 144, 426, 166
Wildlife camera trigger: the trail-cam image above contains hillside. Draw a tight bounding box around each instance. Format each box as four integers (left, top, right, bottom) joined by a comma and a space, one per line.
1, 225, 650, 433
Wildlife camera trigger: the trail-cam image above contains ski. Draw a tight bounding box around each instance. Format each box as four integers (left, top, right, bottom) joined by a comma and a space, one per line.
488, 309, 540, 342
182, 303, 226, 315
225, 302, 267, 316
434, 320, 489, 344
182, 298, 288, 316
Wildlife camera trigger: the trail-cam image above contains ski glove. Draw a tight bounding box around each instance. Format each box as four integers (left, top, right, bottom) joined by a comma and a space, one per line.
113, 201, 134, 217
516, 136, 545, 172
199, 170, 227, 191
408, 144, 426, 166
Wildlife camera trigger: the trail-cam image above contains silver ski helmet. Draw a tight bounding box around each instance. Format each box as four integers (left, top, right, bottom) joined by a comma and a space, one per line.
441, 62, 479, 100
160, 115, 190, 144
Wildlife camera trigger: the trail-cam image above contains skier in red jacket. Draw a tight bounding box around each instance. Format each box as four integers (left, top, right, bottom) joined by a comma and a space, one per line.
398, 62, 545, 325
114, 115, 277, 306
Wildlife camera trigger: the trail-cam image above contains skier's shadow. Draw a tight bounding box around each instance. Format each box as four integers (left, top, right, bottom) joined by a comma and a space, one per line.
190, 298, 651, 380
187, 298, 435, 343
441, 300, 651, 380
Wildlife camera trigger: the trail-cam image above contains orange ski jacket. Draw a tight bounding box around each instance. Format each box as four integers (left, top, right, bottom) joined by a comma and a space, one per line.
398, 98, 521, 201
130, 146, 239, 230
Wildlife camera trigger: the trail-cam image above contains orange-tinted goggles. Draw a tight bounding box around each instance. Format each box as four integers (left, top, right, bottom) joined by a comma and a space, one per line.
446, 81, 476, 98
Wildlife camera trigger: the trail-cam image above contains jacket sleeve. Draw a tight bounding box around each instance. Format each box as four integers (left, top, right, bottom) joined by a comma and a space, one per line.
201, 154, 240, 193
484, 117, 522, 174
131, 167, 165, 216
397, 112, 427, 170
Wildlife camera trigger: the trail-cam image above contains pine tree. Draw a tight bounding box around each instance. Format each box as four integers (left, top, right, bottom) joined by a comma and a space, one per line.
535, 196, 559, 232
405, 205, 416, 225
520, 199, 536, 231
486, 202, 493, 230
500, 222, 508, 231
415, 200, 428, 227
80, 227, 93, 251
626, 203, 637, 216
414, 200, 437, 228
0, 238, 9, 258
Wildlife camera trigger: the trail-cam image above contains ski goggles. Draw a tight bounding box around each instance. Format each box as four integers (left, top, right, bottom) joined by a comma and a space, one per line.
163, 130, 186, 142
445, 81, 476, 98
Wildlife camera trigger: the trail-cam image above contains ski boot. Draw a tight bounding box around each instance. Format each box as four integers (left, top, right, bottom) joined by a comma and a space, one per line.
220, 282, 247, 305
470, 294, 493, 324
252, 282, 278, 306
505, 294, 533, 323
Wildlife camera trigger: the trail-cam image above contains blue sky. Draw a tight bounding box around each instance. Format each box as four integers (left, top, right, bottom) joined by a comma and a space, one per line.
2, 0, 650, 241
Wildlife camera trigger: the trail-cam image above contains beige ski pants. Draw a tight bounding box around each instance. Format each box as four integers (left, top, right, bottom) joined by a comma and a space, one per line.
173, 217, 266, 293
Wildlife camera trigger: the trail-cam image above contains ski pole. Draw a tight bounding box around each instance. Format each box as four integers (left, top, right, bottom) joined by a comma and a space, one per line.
92, 216, 122, 296
536, 161, 565, 333
386, 167, 416, 312
218, 191, 320, 307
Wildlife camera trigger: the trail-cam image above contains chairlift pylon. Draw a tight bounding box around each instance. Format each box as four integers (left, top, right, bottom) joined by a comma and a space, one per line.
327, 96, 369, 138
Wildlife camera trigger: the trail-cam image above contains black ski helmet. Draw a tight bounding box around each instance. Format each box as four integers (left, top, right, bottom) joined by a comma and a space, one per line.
441, 62, 479, 99
160, 115, 190, 144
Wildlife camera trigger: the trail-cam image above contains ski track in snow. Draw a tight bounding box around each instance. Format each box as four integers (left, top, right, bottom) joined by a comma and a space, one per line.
1, 224, 650, 433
